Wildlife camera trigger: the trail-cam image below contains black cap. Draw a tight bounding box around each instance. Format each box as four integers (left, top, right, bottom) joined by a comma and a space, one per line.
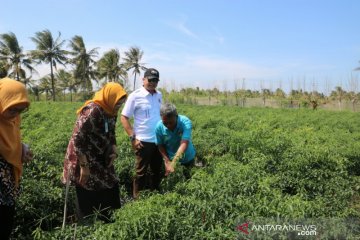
144, 68, 160, 80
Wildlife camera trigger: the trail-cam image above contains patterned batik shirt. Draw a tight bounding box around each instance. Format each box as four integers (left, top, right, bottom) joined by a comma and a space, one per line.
62, 102, 119, 191
0, 156, 20, 206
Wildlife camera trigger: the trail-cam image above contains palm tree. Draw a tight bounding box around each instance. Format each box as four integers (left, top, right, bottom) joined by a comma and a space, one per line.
68, 35, 98, 95
29, 85, 41, 101
30, 29, 68, 101
55, 69, 79, 101
97, 48, 127, 85
123, 46, 146, 90
67, 72, 79, 102
22, 75, 36, 89
0, 60, 9, 78
0, 32, 34, 81
39, 75, 52, 101
55, 69, 72, 101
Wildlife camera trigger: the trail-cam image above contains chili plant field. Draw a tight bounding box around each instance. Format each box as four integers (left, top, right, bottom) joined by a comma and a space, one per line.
14, 102, 360, 239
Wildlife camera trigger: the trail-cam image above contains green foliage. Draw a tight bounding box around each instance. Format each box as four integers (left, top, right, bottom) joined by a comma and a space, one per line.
13, 103, 360, 239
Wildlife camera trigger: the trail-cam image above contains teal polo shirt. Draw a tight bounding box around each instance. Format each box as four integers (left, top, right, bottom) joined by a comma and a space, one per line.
155, 115, 196, 164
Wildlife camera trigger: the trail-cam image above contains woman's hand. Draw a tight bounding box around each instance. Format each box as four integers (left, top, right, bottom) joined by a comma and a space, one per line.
21, 143, 33, 164
78, 153, 90, 185
79, 166, 90, 185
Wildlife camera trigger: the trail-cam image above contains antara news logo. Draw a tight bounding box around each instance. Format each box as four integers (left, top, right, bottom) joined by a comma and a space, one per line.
236, 220, 317, 237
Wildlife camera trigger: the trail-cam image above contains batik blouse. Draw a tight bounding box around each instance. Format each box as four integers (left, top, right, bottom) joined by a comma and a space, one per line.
0, 156, 20, 206
62, 102, 119, 191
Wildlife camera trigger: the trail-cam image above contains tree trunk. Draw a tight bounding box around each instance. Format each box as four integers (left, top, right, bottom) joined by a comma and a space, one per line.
50, 60, 56, 101
133, 73, 137, 91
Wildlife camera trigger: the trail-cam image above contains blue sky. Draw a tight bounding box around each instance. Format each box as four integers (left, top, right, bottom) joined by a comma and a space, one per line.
1, 0, 359, 93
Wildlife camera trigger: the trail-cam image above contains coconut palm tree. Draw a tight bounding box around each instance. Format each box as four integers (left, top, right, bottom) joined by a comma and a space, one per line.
0, 32, 34, 81
68, 35, 98, 95
29, 85, 41, 101
22, 75, 36, 89
123, 46, 146, 90
97, 48, 127, 85
39, 75, 52, 101
30, 29, 68, 101
55, 69, 72, 101
0, 60, 9, 78
67, 73, 79, 102
55, 69, 79, 101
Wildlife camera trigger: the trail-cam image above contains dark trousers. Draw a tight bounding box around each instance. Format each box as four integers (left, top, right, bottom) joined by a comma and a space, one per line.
75, 184, 121, 223
133, 141, 163, 199
0, 204, 15, 240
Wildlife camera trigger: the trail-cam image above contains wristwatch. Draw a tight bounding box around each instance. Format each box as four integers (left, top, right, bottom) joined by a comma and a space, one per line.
129, 134, 136, 142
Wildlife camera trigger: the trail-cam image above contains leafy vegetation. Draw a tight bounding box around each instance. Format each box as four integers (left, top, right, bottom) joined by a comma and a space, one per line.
12, 102, 360, 239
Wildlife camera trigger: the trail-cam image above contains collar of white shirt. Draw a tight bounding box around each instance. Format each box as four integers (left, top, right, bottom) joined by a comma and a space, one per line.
140, 86, 158, 97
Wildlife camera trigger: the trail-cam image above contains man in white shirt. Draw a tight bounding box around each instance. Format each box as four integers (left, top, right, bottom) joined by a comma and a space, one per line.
121, 68, 163, 199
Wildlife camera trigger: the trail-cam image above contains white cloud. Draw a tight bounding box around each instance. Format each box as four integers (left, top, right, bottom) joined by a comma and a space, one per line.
166, 15, 199, 40
175, 22, 198, 39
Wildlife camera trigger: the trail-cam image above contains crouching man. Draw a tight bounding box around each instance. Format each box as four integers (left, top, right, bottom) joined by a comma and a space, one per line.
155, 103, 196, 178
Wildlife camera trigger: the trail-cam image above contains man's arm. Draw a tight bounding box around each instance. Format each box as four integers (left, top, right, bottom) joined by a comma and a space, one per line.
121, 115, 143, 150
170, 140, 189, 168
171, 116, 192, 168
120, 115, 134, 137
158, 144, 174, 176
158, 144, 171, 163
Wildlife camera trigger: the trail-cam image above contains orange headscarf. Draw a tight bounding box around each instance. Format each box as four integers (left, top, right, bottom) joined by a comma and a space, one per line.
77, 82, 127, 117
0, 77, 30, 186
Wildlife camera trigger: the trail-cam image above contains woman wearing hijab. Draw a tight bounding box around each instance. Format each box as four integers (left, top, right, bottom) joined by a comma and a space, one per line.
0, 78, 32, 240
62, 82, 127, 223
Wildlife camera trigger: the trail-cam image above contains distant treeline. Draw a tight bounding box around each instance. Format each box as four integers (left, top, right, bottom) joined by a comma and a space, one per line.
1, 30, 359, 111
0, 30, 146, 101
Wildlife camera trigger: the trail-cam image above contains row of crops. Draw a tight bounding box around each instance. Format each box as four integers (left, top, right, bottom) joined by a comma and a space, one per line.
14, 102, 360, 239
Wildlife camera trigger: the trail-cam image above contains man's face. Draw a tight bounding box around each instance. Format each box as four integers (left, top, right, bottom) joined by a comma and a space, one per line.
162, 115, 177, 130
143, 77, 159, 92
